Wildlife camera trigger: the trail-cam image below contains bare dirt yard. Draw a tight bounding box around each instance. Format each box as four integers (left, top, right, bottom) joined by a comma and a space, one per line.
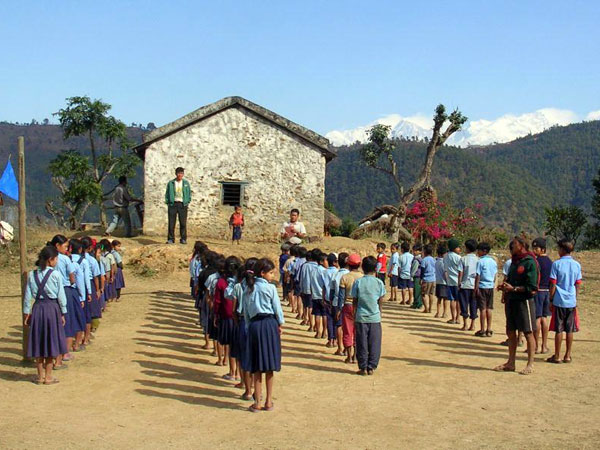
1, 233, 599, 449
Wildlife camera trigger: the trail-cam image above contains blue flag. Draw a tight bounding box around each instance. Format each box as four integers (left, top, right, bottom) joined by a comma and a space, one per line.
0, 160, 19, 201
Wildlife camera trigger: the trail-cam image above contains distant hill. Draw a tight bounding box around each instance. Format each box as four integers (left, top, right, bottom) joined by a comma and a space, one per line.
1, 120, 599, 234
325, 120, 600, 233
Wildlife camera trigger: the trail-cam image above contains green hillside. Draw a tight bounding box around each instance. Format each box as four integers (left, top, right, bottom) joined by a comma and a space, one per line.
325, 120, 600, 233
1, 120, 599, 234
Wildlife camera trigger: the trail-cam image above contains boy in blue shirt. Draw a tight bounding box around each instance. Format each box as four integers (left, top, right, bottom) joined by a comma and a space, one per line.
299, 249, 317, 329
532, 238, 553, 354
387, 243, 400, 302
474, 242, 497, 337
309, 250, 328, 339
547, 238, 582, 364
443, 238, 462, 324
399, 242, 414, 305
434, 245, 448, 318
351, 256, 386, 376
420, 244, 437, 314
458, 239, 479, 331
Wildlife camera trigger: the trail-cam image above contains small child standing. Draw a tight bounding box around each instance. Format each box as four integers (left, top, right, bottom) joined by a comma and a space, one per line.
111, 240, 126, 300
339, 253, 363, 364
24, 246, 68, 385
278, 243, 291, 290
458, 239, 479, 331
434, 245, 448, 318
323, 253, 339, 348
375, 243, 387, 284
410, 244, 423, 310
388, 243, 400, 302
443, 238, 462, 324
310, 251, 329, 340
332, 253, 350, 356
547, 238, 582, 364
229, 205, 245, 245
420, 244, 437, 313
399, 242, 414, 305
474, 242, 497, 337
532, 238, 553, 354
351, 256, 385, 376
243, 258, 284, 412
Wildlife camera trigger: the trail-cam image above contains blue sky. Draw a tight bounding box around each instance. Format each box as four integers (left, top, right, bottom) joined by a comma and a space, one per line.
1, 0, 598, 134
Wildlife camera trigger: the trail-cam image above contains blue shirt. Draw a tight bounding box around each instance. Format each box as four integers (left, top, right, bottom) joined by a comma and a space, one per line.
23, 268, 68, 314
350, 275, 385, 323
502, 259, 512, 277
550, 256, 582, 308
435, 257, 446, 285
292, 257, 306, 283
300, 261, 317, 295
322, 266, 339, 303
476, 255, 497, 289
332, 268, 350, 308
205, 272, 220, 296
389, 252, 400, 276
190, 256, 202, 280
111, 250, 123, 265
85, 253, 101, 279
233, 280, 247, 314
56, 253, 76, 287
443, 252, 462, 287
243, 277, 285, 325
399, 252, 414, 280
72, 254, 91, 297
421, 256, 436, 282
309, 265, 327, 300
459, 253, 479, 289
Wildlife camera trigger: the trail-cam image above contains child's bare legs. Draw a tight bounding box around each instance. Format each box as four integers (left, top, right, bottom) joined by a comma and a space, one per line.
479, 308, 486, 332
54, 353, 65, 368
227, 347, 236, 377
74, 331, 84, 350
435, 298, 441, 317
65, 337, 74, 356
252, 372, 262, 409
553, 332, 564, 361
215, 342, 223, 364
485, 309, 493, 333
335, 325, 344, 355
314, 316, 322, 338
452, 301, 460, 323
307, 308, 314, 331
264, 371, 274, 409
321, 316, 327, 339
84, 323, 91, 345
35, 358, 45, 383
521, 332, 535, 374
537, 317, 549, 353
564, 332, 574, 361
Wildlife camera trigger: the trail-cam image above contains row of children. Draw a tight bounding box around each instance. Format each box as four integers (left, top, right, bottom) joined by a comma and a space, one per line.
23, 235, 126, 385
190, 242, 284, 412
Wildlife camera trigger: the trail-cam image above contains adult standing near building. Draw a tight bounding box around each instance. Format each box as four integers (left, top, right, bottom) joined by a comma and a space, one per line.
280, 208, 307, 244
494, 236, 539, 375
105, 176, 141, 238
165, 167, 191, 244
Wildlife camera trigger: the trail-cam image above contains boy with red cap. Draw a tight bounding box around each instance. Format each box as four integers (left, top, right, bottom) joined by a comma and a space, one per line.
338, 253, 363, 364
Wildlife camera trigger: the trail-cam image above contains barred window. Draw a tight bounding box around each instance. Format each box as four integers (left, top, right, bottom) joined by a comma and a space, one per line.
220, 182, 246, 206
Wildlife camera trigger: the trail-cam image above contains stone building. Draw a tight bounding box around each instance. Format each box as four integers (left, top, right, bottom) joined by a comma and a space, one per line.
134, 96, 336, 240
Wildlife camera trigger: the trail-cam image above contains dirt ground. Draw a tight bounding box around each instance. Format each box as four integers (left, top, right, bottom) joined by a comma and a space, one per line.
1, 233, 599, 449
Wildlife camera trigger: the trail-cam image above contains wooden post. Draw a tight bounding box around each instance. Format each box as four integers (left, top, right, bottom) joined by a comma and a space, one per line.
18, 136, 28, 360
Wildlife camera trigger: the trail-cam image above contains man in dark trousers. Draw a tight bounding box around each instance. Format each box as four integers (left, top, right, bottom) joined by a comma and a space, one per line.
105, 176, 141, 237
165, 167, 191, 244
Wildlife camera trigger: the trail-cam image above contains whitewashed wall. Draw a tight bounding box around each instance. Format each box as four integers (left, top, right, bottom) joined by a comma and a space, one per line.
143, 106, 326, 240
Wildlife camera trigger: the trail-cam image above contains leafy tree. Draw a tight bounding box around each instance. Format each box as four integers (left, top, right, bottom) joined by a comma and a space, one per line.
584, 167, 600, 247
358, 104, 467, 241
45, 150, 102, 229
54, 96, 139, 225
544, 206, 587, 245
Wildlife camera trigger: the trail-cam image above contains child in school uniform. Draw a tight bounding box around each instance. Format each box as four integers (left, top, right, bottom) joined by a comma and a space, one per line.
474, 242, 497, 337
420, 244, 437, 314
299, 249, 318, 328
323, 253, 339, 348
111, 240, 126, 300
547, 238, 582, 364
279, 243, 291, 288
206, 255, 225, 359
229, 205, 245, 244
434, 245, 448, 318
387, 243, 400, 302
399, 242, 414, 305
375, 243, 387, 284
532, 238, 553, 354
310, 250, 329, 339
443, 238, 462, 324
243, 258, 285, 412
232, 257, 258, 400
68, 239, 89, 353
190, 241, 206, 301
332, 253, 349, 356
198, 251, 218, 349
338, 253, 363, 364
99, 239, 117, 304
351, 256, 386, 376
48, 235, 76, 367
458, 239, 479, 331
215, 256, 242, 378
81, 237, 101, 344
291, 246, 308, 320
24, 246, 68, 385
282, 245, 297, 311
410, 244, 423, 310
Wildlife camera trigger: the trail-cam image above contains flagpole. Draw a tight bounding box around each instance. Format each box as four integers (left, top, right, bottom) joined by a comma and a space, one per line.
18, 136, 28, 360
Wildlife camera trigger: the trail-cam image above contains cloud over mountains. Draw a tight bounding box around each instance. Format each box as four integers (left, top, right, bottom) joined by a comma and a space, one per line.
326, 108, 599, 147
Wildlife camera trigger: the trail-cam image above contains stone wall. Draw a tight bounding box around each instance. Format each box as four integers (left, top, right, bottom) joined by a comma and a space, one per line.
143, 105, 326, 240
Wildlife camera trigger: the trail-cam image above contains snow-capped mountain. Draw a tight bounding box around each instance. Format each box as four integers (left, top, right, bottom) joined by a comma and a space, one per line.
326, 108, 596, 147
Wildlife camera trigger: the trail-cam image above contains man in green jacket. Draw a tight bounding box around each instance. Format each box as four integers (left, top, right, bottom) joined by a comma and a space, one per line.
165, 167, 191, 244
